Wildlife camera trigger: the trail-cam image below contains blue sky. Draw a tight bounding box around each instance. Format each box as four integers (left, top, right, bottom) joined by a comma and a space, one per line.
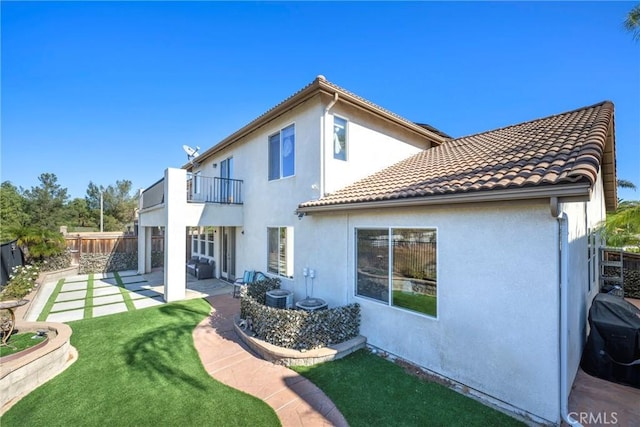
2, 1, 639, 202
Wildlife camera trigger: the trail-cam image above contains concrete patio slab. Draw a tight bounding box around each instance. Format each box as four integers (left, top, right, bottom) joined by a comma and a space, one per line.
130, 289, 163, 298
67, 274, 91, 281
93, 286, 122, 297
96, 278, 119, 286
125, 283, 153, 292
56, 290, 87, 301
93, 294, 124, 305
132, 297, 164, 309
93, 303, 128, 317
60, 282, 88, 292
46, 309, 84, 322
116, 270, 138, 277
51, 300, 86, 312
118, 275, 147, 285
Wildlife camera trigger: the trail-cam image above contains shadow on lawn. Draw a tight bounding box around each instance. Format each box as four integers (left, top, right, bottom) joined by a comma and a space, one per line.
121, 302, 211, 391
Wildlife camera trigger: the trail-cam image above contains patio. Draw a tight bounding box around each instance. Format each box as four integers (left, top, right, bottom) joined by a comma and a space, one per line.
20, 270, 234, 322
565, 297, 640, 426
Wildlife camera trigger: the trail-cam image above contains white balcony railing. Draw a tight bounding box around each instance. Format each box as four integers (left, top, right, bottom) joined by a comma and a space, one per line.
187, 175, 243, 204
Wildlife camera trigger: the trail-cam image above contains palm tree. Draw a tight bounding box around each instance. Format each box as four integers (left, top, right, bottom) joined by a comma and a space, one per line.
600, 179, 640, 250
625, 4, 640, 41
12, 226, 66, 263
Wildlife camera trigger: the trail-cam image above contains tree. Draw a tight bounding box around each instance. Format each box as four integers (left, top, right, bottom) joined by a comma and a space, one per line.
65, 198, 95, 229
22, 173, 69, 231
85, 180, 137, 232
12, 226, 66, 263
617, 179, 637, 190
600, 179, 640, 250
625, 4, 640, 41
0, 181, 28, 242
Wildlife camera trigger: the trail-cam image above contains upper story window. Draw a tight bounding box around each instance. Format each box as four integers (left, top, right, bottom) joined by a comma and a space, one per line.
268, 124, 295, 180
333, 116, 347, 161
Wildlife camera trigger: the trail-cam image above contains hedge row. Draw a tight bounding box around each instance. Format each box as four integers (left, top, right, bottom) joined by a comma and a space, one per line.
239, 277, 360, 350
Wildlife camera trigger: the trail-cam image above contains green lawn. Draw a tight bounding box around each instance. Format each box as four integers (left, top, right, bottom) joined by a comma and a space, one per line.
0, 332, 46, 357
1, 299, 279, 427
393, 290, 437, 316
293, 350, 524, 427
4, 297, 522, 427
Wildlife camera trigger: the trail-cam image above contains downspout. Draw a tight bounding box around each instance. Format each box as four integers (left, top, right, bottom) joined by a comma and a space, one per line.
321, 92, 339, 197
550, 197, 582, 427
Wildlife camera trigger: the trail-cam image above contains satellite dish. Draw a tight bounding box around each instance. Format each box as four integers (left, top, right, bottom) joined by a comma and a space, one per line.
182, 144, 201, 167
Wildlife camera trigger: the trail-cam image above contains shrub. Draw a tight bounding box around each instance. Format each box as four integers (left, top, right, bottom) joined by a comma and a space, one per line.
0, 264, 40, 301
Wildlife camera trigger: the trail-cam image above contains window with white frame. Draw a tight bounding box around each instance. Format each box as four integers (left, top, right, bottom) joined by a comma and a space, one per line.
333, 116, 347, 161
191, 226, 215, 257
356, 228, 437, 317
267, 227, 293, 278
268, 124, 295, 180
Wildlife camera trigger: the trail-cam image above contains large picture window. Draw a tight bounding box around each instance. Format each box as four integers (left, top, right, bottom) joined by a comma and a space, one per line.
267, 227, 293, 278
356, 228, 437, 317
268, 124, 295, 180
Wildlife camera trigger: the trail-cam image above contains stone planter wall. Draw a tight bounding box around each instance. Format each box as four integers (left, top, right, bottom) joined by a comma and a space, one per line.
241, 293, 361, 351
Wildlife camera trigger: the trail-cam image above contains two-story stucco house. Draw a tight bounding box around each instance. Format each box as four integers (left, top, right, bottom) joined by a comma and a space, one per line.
137, 75, 617, 425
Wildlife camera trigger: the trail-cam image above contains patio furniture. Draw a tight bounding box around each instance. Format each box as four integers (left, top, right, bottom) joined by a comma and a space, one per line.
233, 270, 255, 298
187, 257, 215, 280
232, 271, 268, 298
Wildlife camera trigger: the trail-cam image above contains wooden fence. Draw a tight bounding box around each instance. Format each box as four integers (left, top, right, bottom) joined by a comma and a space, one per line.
623, 251, 640, 271
65, 236, 164, 264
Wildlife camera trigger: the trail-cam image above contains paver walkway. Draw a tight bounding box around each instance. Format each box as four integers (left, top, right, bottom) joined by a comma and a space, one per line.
193, 294, 348, 427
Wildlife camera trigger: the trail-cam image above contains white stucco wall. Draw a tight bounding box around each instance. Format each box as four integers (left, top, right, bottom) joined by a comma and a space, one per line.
295, 201, 562, 423
560, 170, 608, 396
177, 95, 435, 283
323, 103, 429, 195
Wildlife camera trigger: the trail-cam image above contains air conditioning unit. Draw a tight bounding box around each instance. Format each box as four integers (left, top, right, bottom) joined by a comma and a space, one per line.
265, 289, 294, 309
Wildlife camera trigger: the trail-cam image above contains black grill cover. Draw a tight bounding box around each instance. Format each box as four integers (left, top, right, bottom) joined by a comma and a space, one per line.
581, 293, 640, 388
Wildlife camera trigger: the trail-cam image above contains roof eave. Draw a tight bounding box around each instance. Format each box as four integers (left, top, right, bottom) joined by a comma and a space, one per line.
183, 77, 446, 170
297, 183, 593, 214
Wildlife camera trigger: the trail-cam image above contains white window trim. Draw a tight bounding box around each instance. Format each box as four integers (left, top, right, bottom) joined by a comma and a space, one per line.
268, 123, 296, 181
354, 226, 439, 319
333, 115, 348, 161
267, 226, 294, 279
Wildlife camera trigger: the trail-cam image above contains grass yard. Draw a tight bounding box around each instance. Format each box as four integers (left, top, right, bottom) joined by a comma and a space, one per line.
393, 290, 437, 316
293, 350, 524, 427
1, 299, 279, 427
0, 332, 46, 357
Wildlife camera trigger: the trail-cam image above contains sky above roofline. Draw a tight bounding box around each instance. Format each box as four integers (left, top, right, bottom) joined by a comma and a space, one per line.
2, 2, 638, 201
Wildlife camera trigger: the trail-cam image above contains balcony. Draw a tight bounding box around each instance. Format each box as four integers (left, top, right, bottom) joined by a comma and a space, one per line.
187, 175, 244, 205
139, 169, 243, 229
141, 178, 165, 209
141, 174, 244, 211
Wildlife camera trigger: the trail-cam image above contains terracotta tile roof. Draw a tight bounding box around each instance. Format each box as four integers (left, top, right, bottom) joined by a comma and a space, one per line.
300, 101, 615, 209
415, 122, 452, 139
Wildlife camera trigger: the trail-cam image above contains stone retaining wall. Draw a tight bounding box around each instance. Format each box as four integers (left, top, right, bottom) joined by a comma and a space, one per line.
0, 321, 76, 414
78, 253, 137, 274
